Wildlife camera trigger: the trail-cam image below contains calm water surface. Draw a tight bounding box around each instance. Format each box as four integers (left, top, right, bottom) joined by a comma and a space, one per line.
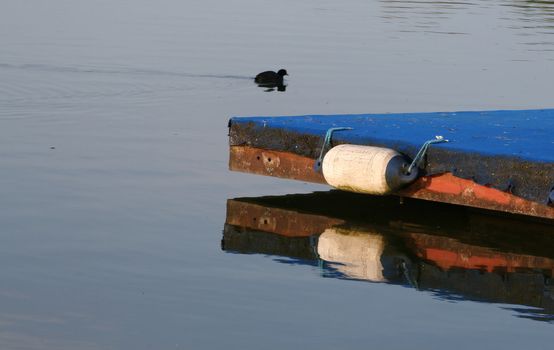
1, 0, 553, 349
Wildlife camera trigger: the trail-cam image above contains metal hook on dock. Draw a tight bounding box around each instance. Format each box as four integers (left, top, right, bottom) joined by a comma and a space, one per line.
314, 127, 353, 171
405, 135, 449, 175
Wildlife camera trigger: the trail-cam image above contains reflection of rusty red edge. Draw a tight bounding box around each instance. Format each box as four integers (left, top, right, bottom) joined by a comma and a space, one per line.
409, 234, 554, 275
226, 200, 344, 237
423, 248, 554, 274
230, 146, 554, 219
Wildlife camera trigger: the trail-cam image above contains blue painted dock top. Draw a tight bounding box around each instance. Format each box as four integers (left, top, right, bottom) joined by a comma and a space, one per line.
231, 109, 554, 163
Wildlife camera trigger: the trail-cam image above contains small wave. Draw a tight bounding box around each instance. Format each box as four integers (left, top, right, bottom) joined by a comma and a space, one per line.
0, 63, 253, 80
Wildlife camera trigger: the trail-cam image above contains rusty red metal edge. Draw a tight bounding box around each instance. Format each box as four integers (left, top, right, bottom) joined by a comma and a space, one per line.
229, 146, 554, 219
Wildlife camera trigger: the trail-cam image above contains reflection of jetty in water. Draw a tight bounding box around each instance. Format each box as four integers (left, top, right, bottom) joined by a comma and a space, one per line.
222, 191, 554, 322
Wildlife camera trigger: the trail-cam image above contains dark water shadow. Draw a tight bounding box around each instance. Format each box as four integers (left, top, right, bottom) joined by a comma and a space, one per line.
222, 191, 554, 323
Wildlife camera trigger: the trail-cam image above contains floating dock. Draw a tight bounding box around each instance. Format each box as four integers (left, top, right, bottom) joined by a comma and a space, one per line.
228, 109, 554, 219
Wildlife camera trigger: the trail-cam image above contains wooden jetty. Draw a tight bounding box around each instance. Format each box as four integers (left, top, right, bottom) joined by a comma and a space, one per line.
228, 109, 554, 219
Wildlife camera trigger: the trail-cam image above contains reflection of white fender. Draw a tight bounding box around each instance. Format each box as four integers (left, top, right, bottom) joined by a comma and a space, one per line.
317, 228, 386, 282
322, 144, 418, 195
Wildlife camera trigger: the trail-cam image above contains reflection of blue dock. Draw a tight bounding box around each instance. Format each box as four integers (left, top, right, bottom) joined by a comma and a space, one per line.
229, 109, 554, 219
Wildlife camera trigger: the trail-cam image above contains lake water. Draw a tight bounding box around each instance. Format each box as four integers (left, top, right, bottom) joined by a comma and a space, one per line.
1, 0, 553, 349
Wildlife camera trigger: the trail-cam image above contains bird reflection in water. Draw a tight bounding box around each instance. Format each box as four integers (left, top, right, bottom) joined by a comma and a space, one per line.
256, 82, 287, 92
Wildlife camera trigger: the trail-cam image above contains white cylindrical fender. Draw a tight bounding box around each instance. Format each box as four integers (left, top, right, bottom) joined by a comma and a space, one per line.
322, 144, 418, 195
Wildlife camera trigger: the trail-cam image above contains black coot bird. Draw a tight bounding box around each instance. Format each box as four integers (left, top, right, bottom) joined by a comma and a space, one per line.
255, 69, 288, 85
